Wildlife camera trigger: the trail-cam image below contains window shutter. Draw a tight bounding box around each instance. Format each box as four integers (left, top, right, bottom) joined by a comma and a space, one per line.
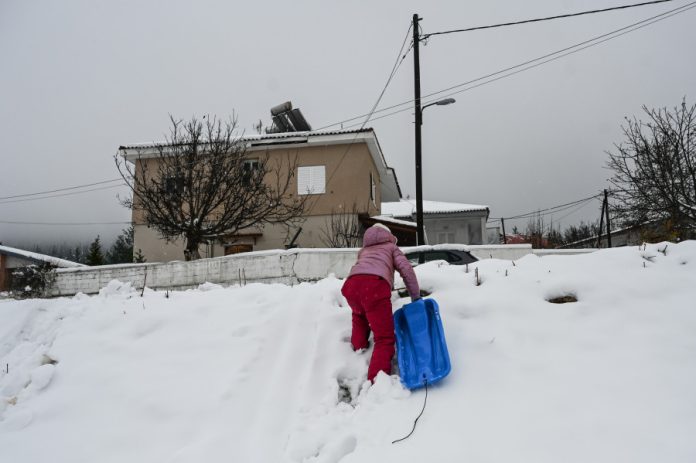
298, 166, 325, 195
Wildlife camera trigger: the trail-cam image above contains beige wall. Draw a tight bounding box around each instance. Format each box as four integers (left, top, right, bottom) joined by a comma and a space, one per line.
132, 141, 381, 262
244, 142, 381, 217
135, 215, 366, 263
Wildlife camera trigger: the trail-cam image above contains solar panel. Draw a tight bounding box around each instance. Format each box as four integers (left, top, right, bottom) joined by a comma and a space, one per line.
289, 109, 311, 131
272, 114, 290, 132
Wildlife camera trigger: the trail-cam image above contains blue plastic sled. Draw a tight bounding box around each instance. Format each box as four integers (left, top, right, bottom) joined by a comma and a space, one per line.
393, 298, 451, 390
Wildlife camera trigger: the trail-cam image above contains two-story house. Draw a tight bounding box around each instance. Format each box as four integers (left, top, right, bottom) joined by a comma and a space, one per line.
118, 128, 402, 262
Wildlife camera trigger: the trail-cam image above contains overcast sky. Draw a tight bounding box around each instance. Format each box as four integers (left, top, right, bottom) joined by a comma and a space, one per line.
1, 0, 695, 248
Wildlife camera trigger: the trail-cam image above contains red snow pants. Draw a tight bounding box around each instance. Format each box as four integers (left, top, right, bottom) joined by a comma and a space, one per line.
341, 275, 395, 382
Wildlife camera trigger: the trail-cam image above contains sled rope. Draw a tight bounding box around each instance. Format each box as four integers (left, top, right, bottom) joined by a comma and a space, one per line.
392, 378, 428, 444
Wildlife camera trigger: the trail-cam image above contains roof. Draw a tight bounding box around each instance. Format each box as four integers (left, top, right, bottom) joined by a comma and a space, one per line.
368, 215, 417, 228
0, 245, 86, 268
381, 199, 489, 218
118, 128, 374, 150
118, 127, 402, 202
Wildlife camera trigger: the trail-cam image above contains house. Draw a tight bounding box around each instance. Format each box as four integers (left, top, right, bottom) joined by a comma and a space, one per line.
0, 244, 85, 292
378, 199, 490, 245
560, 221, 666, 249
118, 127, 402, 262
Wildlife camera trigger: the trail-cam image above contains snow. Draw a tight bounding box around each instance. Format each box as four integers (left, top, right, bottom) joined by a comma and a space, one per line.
1, 242, 696, 462
118, 127, 372, 150
0, 244, 85, 268
369, 215, 417, 228
382, 198, 489, 218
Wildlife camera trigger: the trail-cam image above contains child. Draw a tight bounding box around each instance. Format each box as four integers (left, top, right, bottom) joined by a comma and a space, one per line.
341, 223, 421, 382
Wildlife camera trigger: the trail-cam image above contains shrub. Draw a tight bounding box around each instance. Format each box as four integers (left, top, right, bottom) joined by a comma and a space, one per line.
10, 263, 56, 299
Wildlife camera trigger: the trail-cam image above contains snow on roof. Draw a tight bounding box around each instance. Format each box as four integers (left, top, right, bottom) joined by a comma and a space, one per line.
118, 127, 403, 202
0, 245, 86, 268
381, 199, 489, 218
369, 215, 417, 228
118, 127, 374, 150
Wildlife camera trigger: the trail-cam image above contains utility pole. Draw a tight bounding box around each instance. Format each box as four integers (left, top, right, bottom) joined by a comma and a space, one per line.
413, 13, 425, 246
604, 189, 612, 248
597, 196, 606, 248
501, 217, 507, 244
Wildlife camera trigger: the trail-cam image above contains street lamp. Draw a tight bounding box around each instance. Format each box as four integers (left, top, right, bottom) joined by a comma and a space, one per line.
414, 97, 456, 246
421, 98, 456, 112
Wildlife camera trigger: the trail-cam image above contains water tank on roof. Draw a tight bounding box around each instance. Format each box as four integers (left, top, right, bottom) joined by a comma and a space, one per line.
270, 101, 293, 116
266, 101, 312, 133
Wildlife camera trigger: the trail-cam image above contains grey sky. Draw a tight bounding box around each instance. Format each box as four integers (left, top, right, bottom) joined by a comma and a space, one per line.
1, 0, 694, 247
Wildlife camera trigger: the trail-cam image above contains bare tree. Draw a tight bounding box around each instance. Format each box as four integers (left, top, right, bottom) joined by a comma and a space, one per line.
525, 212, 546, 249
320, 204, 363, 248
607, 99, 696, 239
562, 221, 600, 245
116, 115, 307, 260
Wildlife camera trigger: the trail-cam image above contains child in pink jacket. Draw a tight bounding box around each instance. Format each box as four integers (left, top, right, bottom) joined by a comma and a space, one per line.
341, 223, 421, 382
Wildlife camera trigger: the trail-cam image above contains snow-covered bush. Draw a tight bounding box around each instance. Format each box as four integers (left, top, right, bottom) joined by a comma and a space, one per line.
10, 263, 56, 299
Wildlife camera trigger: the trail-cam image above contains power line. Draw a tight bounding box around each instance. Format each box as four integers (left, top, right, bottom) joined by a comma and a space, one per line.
554, 197, 598, 222
304, 22, 413, 216
0, 220, 130, 226
315, 26, 413, 132
321, 1, 695, 130
346, 1, 696, 128
490, 193, 602, 221
502, 197, 600, 221
414, 1, 696, 111
0, 183, 127, 205
0, 178, 123, 200
422, 0, 675, 39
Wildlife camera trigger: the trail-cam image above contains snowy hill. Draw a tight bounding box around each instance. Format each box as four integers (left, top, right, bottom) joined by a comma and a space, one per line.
1, 242, 696, 462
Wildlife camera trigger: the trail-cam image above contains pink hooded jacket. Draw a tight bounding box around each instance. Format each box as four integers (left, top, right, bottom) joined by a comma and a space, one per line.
347, 225, 420, 301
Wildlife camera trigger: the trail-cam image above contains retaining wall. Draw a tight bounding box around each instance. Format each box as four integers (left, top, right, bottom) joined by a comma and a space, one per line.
49, 245, 596, 297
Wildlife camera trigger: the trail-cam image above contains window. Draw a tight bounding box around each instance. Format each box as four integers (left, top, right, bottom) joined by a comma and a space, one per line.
425, 251, 450, 262
437, 232, 455, 243
298, 165, 325, 195
243, 159, 260, 185
224, 244, 253, 255
243, 159, 259, 171
165, 175, 185, 195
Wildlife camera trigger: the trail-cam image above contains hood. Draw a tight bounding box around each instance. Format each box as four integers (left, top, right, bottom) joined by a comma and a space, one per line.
363, 225, 396, 247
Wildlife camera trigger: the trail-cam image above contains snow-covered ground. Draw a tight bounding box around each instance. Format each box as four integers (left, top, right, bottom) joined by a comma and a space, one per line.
1, 242, 695, 462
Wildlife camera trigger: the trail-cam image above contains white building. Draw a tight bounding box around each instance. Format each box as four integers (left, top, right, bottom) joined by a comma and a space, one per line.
378, 199, 490, 245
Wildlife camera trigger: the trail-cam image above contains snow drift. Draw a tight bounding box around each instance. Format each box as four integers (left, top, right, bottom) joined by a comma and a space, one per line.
1, 242, 695, 462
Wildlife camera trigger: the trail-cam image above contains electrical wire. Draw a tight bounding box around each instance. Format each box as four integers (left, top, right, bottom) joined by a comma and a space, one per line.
413, 1, 696, 114
490, 193, 602, 221
496, 198, 598, 221
0, 220, 130, 226
303, 22, 413, 216
422, 0, 675, 39
0, 183, 127, 205
0, 178, 123, 200
553, 196, 600, 222
319, 1, 696, 130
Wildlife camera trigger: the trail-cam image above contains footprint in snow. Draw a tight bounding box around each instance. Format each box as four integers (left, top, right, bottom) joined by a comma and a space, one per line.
312, 434, 357, 463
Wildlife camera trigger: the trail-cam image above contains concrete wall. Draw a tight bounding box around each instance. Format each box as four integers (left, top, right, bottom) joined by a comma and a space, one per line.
49, 248, 358, 297
48, 245, 596, 297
